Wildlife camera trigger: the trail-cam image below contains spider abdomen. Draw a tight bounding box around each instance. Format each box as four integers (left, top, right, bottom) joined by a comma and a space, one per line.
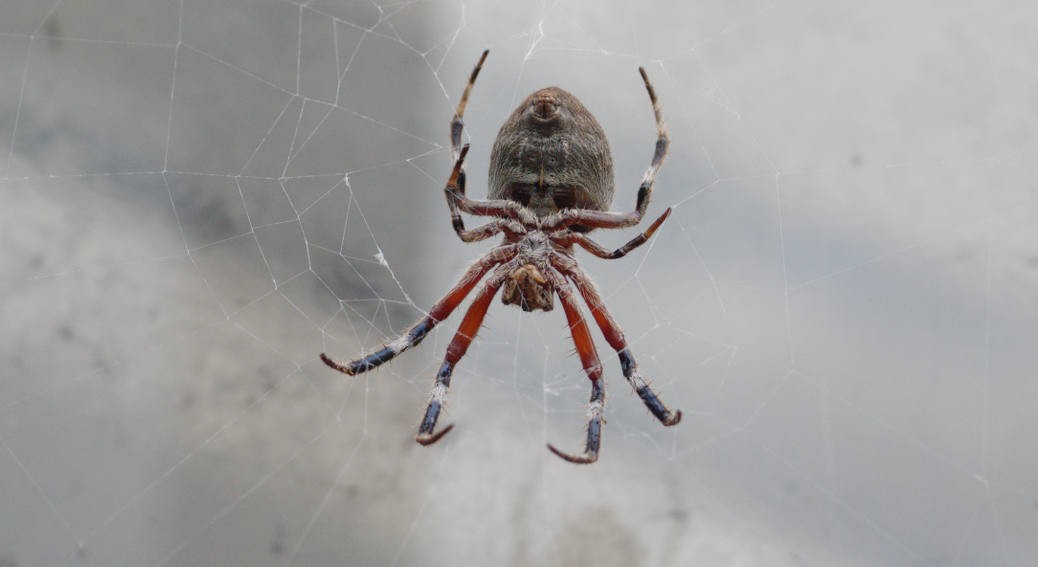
488, 87, 614, 221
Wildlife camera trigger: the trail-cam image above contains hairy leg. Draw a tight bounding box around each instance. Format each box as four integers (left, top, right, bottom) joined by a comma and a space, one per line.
443, 52, 533, 235
545, 270, 606, 464
555, 208, 671, 259
548, 67, 669, 232
320, 247, 516, 375
450, 49, 488, 159
416, 266, 510, 445
444, 145, 527, 240
551, 256, 681, 426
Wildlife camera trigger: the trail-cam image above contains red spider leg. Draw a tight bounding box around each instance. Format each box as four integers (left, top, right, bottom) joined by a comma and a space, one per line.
555, 207, 671, 260
551, 255, 682, 427
320, 246, 517, 376
545, 269, 606, 464
548, 66, 669, 232
416, 262, 512, 445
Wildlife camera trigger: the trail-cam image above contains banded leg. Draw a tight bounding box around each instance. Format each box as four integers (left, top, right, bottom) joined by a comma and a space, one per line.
450, 49, 488, 159
454, 219, 516, 243
320, 246, 516, 375
445, 145, 525, 241
444, 52, 528, 236
417, 266, 509, 445
446, 152, 521, 244
557, 208, 671, 260
552, 256, 681, 426
549, 66, 670, 232
546, 270, 606, 464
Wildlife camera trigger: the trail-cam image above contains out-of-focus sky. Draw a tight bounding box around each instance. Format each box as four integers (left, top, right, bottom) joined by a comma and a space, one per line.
2, 1, 1038, 566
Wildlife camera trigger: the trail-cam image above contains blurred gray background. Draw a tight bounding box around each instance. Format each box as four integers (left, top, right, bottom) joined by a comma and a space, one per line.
2, 1, 1037, 565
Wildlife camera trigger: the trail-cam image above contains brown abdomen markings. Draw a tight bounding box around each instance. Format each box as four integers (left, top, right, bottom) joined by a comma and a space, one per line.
488, 88, 615, 216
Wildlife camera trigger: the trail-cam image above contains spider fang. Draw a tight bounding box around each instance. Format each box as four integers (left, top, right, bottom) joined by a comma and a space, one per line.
501, 263, 554, 312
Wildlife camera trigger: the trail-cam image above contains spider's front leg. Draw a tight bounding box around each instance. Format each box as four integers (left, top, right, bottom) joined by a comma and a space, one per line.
545, 270, 606, 464
416, 263, 511, 445
551, 255, 682, 427
320, 246, 515, 375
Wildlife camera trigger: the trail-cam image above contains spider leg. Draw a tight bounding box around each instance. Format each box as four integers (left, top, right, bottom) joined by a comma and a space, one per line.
416, 264, 510, 445
556, 208, 671, 260
320, 246, 516, 375
445, 146, 525, 242
443, 52, 531, 236
545, 270, 606, 464
551, 255, 682, 427
548, 67, 669, 232
454, 219, 517, 243
446, 146, 527, 221
453, 190, 527, 221
450, 49, 488, 160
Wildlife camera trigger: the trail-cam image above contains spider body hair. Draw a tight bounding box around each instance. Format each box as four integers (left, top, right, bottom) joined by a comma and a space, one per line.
489, 87, 615, 226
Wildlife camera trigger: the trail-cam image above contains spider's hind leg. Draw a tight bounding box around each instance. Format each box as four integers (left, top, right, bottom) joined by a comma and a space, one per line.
547, 67, 670, 234
450, 49, 489, 158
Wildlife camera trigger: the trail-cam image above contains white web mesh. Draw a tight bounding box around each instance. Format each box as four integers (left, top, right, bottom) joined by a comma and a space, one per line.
2, 1, 1038, 565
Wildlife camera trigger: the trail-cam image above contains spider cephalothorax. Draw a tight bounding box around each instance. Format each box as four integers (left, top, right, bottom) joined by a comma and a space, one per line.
321, 50, 681, 464
500, 233, 555, 312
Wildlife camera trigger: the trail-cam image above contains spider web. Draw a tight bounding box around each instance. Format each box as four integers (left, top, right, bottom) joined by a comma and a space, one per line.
2, 0, 1038, 565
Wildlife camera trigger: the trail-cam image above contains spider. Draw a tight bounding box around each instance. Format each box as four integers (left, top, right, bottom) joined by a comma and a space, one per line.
321, 50, 681, 464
